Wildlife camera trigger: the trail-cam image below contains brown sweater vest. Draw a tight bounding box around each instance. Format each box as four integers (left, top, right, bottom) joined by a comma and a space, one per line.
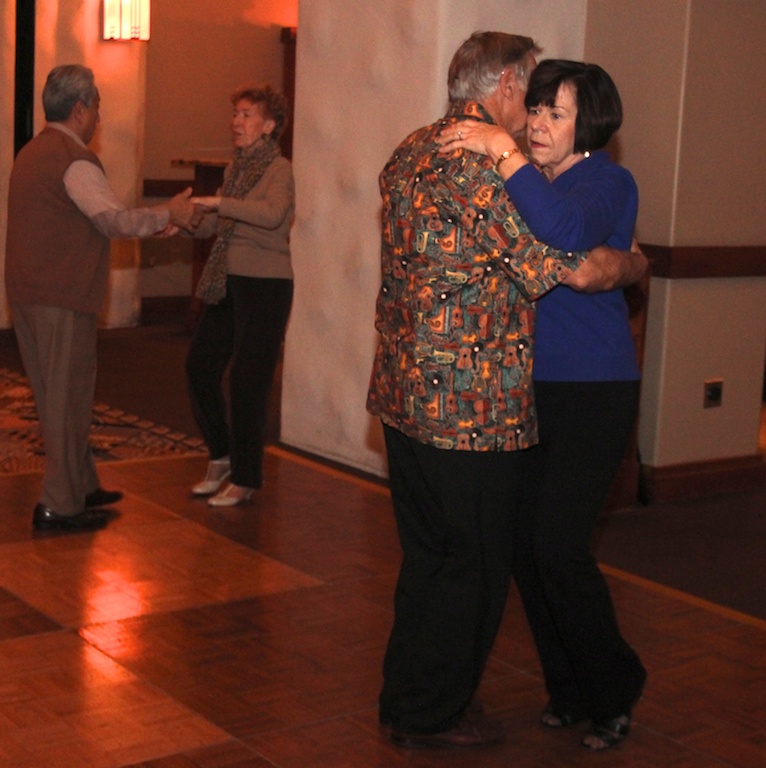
5, 127, 111, 313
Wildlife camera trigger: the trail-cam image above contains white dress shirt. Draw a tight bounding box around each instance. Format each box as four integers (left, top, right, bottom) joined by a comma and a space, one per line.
52, 123, 170, 238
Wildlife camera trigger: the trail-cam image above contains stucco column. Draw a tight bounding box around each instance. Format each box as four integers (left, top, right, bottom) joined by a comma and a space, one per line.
282, 0, 588, 477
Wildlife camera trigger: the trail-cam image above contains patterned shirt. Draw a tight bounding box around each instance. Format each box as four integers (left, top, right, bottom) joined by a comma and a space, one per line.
366, 101, 585, 451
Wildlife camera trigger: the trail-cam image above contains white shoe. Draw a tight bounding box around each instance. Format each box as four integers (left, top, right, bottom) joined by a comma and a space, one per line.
192, 458, 231, 495
208, 483, 254, 507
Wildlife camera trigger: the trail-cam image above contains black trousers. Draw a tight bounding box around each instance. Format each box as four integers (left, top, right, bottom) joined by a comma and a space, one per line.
185, 275, 293, 489
513, 380, 646, 722
379, 424, 523, 733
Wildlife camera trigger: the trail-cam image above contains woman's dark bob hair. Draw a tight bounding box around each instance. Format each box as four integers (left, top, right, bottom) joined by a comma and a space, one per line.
525, 59, 623, 153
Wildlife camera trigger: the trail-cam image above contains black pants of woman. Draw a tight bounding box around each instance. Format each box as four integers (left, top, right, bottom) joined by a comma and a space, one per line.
512, 380, 646, 723
185, 275, 293, 489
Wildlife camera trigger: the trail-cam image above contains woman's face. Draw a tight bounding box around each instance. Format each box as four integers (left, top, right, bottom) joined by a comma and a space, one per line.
526, 82, 581, 178
231, 98, 275, 150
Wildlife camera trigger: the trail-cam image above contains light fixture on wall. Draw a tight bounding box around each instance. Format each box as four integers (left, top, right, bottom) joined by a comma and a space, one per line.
102, 0, 151, 41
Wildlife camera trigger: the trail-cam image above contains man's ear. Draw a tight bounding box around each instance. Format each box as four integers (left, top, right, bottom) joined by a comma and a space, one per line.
499, 68, 518, 101
70, 100, 85, 122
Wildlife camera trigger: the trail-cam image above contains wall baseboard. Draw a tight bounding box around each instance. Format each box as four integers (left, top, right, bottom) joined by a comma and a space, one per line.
641, 454, 766, 503
641, 244, 766, 279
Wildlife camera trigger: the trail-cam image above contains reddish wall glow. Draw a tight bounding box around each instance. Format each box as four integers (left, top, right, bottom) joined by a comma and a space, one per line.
243, 0, 299, 28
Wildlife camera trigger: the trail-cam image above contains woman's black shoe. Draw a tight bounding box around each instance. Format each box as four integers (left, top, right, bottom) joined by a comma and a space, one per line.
540, 701, 588, 728
581, 715, 631, 750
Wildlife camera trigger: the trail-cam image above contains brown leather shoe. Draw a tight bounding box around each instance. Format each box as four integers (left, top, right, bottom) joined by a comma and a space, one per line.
390, 710, 505, 749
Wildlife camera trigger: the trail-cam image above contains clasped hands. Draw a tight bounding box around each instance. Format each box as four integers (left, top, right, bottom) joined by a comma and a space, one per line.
158, 187, 211, 237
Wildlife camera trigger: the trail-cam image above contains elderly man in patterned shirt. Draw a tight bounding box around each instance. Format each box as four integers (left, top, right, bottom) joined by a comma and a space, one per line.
367, 31, 646, 750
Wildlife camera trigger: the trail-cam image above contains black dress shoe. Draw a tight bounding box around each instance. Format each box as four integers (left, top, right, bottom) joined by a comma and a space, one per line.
390, 711, 505, 750
33, 503, 109, 532
85, 487, 123, 507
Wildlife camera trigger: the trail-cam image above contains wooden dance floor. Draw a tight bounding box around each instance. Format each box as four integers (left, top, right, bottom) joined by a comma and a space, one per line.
1, 445, 765, 767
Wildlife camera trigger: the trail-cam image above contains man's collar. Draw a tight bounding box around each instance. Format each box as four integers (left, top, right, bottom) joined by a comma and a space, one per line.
46, 122, 87, 148
445, 100, 496, 124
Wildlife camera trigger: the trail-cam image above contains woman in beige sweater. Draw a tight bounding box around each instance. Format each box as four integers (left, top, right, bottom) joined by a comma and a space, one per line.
187, 84, 294, 506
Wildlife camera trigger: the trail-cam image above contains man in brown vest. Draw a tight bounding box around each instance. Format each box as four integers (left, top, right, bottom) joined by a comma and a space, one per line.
5, 64, 201, 532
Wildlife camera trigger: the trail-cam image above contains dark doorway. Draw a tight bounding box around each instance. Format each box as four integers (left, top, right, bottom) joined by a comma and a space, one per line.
280, 26, 296, 160
14, 0, 35, 155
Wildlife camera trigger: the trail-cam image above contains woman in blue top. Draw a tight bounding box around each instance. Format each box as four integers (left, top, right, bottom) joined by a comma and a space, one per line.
439, 60, 646, 751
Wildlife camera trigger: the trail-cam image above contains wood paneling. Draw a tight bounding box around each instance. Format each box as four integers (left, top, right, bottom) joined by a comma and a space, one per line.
643, 244, 766, 279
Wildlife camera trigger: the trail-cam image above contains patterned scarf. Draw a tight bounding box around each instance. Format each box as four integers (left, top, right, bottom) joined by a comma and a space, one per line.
195, 137, 281, 304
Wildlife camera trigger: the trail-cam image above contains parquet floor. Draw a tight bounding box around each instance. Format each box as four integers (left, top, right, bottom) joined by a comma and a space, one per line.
1, 446, 765, 767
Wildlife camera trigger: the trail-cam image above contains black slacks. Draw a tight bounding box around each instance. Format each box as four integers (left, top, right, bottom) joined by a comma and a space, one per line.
379, 424, 523, 733
513, 380, 646, 722
185, 275, 293, 489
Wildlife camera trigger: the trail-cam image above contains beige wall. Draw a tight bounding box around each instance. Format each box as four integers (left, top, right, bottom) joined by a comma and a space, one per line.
641, 277, 766, 464
639, 270, 766, 466
677, 0, 766, 245
282, 0, 588, 476
584, 0, 688, 244
585, 0, 766, 467
587, 0, 766, 246
143, 0, 293, 182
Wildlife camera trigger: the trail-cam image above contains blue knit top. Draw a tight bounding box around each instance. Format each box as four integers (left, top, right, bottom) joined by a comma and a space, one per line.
504, 151, 641, 381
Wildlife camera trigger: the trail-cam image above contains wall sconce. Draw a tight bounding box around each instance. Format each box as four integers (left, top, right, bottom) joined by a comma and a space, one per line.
103, 0, 151, 41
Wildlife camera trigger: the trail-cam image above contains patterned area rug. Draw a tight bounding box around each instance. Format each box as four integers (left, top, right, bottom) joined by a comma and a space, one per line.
0, 367, 204, 474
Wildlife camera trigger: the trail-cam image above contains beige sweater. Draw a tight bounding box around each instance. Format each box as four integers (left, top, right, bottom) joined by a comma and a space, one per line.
197, 156, 295, 280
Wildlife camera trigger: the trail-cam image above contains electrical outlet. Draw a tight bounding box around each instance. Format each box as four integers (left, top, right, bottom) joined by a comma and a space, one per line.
703, 379, 723, 408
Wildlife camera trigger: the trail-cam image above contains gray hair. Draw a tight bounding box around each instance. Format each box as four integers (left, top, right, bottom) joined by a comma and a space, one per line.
448, 31, 541, 101
42, 64, 99, 122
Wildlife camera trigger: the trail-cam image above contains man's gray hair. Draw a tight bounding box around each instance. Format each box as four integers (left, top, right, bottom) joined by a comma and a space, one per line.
42, 64, 99, 122
448, 31, 541, 101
